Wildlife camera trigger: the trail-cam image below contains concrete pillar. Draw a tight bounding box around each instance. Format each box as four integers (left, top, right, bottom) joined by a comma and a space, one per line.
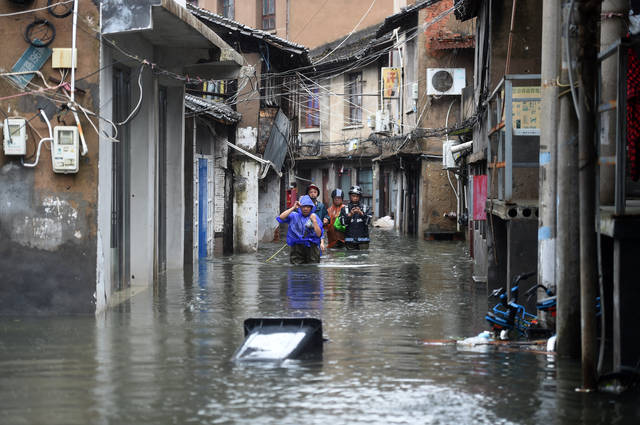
556, 3, 581, 357
599, 0, 628, 204
233, 127, 259, 253
507, 220, 538, 312
538, 0, 561, 291
487, 217, 507, 298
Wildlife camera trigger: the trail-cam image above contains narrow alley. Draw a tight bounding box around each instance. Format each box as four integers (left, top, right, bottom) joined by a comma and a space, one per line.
1, 230, 637, 424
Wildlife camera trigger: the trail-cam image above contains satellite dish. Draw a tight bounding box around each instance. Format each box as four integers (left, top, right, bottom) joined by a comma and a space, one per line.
432, 70, 454, 93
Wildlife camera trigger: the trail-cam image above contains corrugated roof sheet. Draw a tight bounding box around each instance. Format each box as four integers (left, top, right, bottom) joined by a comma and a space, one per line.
184, 94, 241, 124
187, 4, 309, 55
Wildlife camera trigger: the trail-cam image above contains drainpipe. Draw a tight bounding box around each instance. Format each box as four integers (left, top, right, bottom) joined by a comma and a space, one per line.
599, 0, 628, 204
556, 0, 581, 359
538, 0, 560, 306
578, 0, 601, 391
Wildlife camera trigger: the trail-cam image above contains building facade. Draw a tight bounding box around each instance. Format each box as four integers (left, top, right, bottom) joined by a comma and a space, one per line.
0, 0, 242, 314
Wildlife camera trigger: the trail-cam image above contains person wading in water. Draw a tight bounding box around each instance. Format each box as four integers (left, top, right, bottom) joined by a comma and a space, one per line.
305, 183, 329, 252
277, 195, 324, 264
338, 185, 372, 250
327, 188, 346, 249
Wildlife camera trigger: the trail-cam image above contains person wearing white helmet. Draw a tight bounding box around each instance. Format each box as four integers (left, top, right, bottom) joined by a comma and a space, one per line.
338, 185, 372, 250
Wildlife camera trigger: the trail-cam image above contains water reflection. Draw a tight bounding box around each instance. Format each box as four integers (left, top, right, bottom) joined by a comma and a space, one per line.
0, 230, 638, 424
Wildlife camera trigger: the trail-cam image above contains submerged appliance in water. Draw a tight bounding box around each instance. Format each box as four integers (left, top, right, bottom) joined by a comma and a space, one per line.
233, 318, 323, 361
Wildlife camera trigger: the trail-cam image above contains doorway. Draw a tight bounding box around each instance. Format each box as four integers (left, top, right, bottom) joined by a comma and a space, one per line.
111, 67, 131, 291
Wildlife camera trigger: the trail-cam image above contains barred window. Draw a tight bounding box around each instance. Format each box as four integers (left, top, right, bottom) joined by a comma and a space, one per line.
302, 87, 319, 128
345, 72, 362, 126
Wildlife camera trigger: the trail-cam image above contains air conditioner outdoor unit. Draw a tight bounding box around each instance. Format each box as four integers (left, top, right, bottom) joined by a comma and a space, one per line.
427, 68, 466, 95
375, 110, 391, 132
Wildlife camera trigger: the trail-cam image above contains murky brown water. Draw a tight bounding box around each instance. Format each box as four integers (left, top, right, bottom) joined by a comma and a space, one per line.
0, 230, 638, 424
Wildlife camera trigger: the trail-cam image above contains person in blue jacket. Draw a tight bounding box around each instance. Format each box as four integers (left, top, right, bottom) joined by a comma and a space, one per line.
277, 195, 324, 264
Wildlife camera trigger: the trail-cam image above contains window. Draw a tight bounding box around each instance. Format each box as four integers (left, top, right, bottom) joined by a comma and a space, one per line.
302, 87, 319, 128
357, 168, 373, 207
218, 0, 234, 19
345, 72, 363, 126
262, 0, 275, 30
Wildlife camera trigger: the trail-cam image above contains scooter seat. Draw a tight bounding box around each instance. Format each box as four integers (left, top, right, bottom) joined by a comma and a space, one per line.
537, 295, 556, 311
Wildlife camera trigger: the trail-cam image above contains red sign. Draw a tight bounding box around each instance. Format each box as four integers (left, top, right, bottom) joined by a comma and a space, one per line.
473, 175, 487, 221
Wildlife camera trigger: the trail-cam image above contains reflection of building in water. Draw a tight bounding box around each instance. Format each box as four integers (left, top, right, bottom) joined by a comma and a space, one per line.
287, 269, 324, 311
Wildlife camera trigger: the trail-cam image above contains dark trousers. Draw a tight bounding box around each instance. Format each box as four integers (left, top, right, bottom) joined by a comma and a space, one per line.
346, 242, 369, 250
290, 244, 321, 264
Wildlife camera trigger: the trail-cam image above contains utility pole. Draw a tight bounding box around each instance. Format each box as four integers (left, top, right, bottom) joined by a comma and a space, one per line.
600, 0, 628, 203
556, 0, 581, 359
538, 0, 561, 301
578, 0, 601, 391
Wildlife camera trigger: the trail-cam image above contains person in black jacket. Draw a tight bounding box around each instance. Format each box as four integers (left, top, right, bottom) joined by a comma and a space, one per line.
338, 185, 372, 250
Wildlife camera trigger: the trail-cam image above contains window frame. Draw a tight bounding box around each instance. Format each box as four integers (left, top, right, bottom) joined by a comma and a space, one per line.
302, 86, 320, 129
345, 72, 363, 127
219, 0, 234, 19
262, 0, 276, 30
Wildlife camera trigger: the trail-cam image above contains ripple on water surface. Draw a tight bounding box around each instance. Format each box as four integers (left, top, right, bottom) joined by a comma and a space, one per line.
0, 230, 638, 424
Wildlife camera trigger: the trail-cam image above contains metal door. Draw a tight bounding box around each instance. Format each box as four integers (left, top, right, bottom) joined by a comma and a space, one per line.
198, 158, 208, 258
157, 86, 167, 273
111, 67, 131, 291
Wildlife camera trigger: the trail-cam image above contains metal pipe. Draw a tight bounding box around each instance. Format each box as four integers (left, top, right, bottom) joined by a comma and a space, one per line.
556, 1, 581, 359
538, 0, 561, 313
599, 0, 628, 204
578, 0, 601, 391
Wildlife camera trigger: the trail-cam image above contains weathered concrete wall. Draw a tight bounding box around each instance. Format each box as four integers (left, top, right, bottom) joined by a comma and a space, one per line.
0, 1, 100, 314
289, 0, 394, 48
258, 172, 280, 243
233, 127, 259, 252
165, 86, 186, 269
415, 2, 476, 237
236, 53, 261, 129
233, 159, 259, 252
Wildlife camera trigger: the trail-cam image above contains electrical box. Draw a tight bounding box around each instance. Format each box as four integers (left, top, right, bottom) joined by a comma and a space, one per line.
375, 110, 391, 132
411, 82, 419, 100
442, 140, 457, 169
52, 126, 79, 173
52, 48, 77, 69
2, 118, 27, 155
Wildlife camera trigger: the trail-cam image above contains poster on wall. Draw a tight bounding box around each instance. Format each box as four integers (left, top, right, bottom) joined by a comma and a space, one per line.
473, 175, 488, 221
382, 67, 402, 99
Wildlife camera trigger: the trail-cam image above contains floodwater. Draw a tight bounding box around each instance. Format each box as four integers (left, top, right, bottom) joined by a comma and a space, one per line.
1, 230, 638, 425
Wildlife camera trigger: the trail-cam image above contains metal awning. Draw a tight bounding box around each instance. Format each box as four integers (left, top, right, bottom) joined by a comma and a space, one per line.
102, 0, 242, 66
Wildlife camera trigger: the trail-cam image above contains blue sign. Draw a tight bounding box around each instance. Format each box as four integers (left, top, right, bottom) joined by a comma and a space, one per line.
8, 44, 52, 89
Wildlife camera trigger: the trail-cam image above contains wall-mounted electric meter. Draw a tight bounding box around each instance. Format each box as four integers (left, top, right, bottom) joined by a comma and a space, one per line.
52, 126, 79, 174
2, 118, 27, 156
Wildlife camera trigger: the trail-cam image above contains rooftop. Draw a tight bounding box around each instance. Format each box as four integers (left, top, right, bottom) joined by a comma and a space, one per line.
184, 94, 242, 124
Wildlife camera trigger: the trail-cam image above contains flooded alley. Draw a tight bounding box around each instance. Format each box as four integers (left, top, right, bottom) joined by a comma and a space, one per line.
1, 230, 637, 425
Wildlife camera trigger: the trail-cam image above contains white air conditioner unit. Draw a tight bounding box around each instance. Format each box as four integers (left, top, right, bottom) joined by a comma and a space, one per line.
427, 68, 466, 95
375, 110, 391, 132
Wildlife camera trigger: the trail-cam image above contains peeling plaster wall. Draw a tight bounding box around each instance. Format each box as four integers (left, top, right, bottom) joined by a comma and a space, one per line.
258, 172, 281, 243
233, 127, 259, 252
0, 1, 100, 315
165, 86, 186, 269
